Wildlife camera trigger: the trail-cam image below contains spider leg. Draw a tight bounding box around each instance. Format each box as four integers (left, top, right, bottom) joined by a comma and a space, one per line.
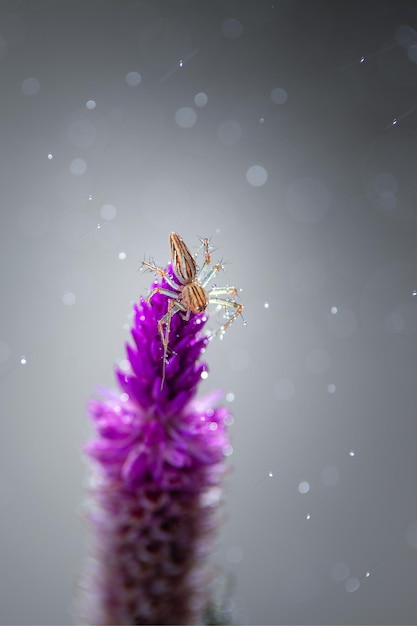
157, 299, 187, 389
147, 286, 181, 303
207, 286, 238, 298
142, 261, 179, 290
200, 263, 224, 288
207, 296, 244, 332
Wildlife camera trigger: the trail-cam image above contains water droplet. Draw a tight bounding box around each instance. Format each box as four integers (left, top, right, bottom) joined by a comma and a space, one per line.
264, 302, 269, 308
412, 290, 417, 296
47, 153, 53, 160
268, 471, 274, 478
298, 481, 310, 494
179, 59, 183, 67
20, 356, 27, 365
200, 370, 209, 380
96, 223, 101, 229
86, 99, 96, 109
360, 56, 365, 63
226, 392, 235, 402
349, 450, 355, 457
88, 194, 92, 200
392, 117, 398, 126
306, 513, 311, 520
331, 306, 338, 314
118, 251, 126, 260
365, 571, 370, 578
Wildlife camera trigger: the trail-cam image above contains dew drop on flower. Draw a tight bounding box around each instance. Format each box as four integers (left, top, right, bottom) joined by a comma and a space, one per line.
118, 251, 126, 260
226, 392, 235, 402
200, 370, 209, 380
331, 306, 338, 314
298, 481, 310, 494
20, 356, 27, 365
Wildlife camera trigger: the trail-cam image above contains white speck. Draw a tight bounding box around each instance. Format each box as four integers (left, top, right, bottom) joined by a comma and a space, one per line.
194, 92, 208, 107
201, 370, 209, 380
259, 117, 265, 123
246, 164, 268, 187
88, 194, 92, 200
175, 106, 197, 128
119, 359, 130, 372
62, 292, 76, 306
20, 356, 27, 365
365, 571, 370, 578
126, 71, 142, 86
349, 450, 355, 457
270, 87, 288, 104
306, 513, 311, 520
226, 392, 235, 402
331, 306, 338, 314
327, 383, 336, 394
412, 290, 417, 296
264, 302, 269, 308
345, 577, 360, 592
179, 59, 183, 67
268, 471, 274, 478
70, 158, 87, 175
360, 56, 365, 63
118, 251, 126, 260
47, 153, 53, 160
100, 203, 117, 220
298, 481, 310, 494
96, 223, 101, 229
21, 77, 40, 95
392, 118, 398, 126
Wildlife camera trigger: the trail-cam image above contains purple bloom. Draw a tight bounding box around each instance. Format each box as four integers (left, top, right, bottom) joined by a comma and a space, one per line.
79, 266, 232, 625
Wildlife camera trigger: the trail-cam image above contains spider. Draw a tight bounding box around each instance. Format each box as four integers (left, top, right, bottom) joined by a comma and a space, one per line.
142, 232, 243, 388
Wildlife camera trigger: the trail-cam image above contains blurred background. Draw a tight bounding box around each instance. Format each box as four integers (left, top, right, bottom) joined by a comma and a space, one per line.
1, 0, 417, 624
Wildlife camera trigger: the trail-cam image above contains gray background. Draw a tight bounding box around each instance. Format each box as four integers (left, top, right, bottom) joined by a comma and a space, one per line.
1, 1, 417, 624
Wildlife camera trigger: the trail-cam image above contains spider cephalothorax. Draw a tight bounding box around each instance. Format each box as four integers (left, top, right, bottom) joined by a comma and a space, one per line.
142, 232, 243, 388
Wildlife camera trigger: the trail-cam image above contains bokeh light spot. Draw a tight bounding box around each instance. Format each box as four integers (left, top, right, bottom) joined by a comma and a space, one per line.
327, 383, 336, 394
70, 158, 87, 175
118, 251, 126, 260
345, 577, 360, 592
298, 481, 310, 494
194, 92, 208, 107
100, 204, 117, 221
21, 77, 40, 95
175, 106, 197, 128
86, 99, 96, 109
331, 562, 350, 582
126, 71, 142, 86
246, 165, 268, 187
221, 18, 243, 39
62, 292, 76, 306
270, 87, 288, 104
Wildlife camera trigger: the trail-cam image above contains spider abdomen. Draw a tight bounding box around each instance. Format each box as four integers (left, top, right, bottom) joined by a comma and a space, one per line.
181, 282, 208, 314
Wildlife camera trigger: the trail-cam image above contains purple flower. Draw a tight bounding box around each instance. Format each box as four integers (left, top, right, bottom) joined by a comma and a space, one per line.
79, 265, 232, 625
